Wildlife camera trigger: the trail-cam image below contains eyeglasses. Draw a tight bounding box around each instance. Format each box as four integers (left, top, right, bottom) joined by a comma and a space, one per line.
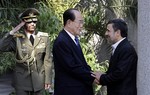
24, 18, 38, 24
73, 20, 84, 24
26, 21, 37, 24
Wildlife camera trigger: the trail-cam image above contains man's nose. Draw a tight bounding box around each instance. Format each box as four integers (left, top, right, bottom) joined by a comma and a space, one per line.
31, 22, 34, 24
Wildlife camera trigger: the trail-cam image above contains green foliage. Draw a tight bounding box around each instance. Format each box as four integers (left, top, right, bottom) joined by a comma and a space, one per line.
35, 2, 61, 44
0, 0, 41, 74
80, 35, 108, 95
0, 52, 15, 74
81, 39, 109, 72
0, 19, 12, 33
35, 0, 80, 45
0, 0, 62, 74
0, 1, 113, 95
0, 19, 16, 75
81, 41, 108, 95
91, 60, 108, 95
76, 0, 106, 38
45, 0, 80, 21
106, 0, 137, 22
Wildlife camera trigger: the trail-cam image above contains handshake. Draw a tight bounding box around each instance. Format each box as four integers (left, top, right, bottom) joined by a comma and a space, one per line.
91, 71, 103, 85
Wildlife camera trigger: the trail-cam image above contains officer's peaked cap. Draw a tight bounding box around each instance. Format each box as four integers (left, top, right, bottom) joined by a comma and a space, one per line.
19, 8, 39, 20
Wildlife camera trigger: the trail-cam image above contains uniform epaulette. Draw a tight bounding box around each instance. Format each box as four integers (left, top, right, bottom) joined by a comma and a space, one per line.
37, 31, 49, 37
13, 32, 25, 38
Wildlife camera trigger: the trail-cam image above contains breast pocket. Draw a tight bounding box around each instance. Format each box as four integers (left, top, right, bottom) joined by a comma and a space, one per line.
36, 48, 46, 54
36, 42, 46, 52
20, 46, 28, 55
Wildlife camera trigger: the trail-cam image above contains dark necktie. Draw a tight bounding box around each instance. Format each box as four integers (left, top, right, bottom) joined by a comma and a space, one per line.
75, 36, 82, 51
30, 35, 34, 45
75, 36, 80, 46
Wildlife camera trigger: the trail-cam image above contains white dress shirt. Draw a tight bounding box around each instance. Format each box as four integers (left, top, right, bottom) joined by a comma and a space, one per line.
64, 29, 78, 45
111, 37, 126, 55
26, 32, 35, 39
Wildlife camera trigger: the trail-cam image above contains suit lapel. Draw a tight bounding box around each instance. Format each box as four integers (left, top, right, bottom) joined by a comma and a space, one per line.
21, 33, 41, 48
23, 36, 33, 47
62, 30, 86, 62
21, 32, 34, 47
113, 38, 127, 56
34, 35, 41, 47
108, 38, 128, 72
62, 30, 81, 52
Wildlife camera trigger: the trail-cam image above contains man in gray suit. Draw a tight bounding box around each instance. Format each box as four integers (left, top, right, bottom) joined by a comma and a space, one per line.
0, 8, 53, 95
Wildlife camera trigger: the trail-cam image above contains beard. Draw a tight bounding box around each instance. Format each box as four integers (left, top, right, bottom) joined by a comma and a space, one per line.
106, 37, 115, 45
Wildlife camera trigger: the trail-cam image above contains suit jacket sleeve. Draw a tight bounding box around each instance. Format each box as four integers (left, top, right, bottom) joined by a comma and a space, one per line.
43, 37, 53, 84
100, 44, 137, 85
0, 32, 16, 52
53, 40, 94, 86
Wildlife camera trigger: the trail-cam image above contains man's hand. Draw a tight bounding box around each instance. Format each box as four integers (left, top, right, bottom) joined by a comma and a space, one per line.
45, 83, 51, 90
10, 21, 25, 35
91, 71, 103, 84
93, 79, 100, 85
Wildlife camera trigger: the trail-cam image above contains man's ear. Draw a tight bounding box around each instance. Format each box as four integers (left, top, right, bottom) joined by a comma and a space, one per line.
67, 19, 72, 27
116, 29, 121, 35
67, 19, 72, 24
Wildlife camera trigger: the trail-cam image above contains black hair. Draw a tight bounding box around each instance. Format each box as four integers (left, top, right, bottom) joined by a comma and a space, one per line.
63, 8, 78, 26
107, 19, 128, 37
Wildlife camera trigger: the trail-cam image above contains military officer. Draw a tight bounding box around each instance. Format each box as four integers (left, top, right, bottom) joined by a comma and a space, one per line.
0, 8, 53, 95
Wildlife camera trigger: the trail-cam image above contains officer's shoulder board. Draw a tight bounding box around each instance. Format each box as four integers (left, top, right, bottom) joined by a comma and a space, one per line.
37, 31, 49, 37
13, 32, 25, 38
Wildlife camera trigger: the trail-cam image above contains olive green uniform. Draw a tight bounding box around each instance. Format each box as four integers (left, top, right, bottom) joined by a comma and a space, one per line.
0, 31, 53, 92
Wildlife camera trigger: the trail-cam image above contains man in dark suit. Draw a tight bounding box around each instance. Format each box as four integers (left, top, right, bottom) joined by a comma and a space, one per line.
0, 8, 53, 95
92, 19, 138, 95
52, 8, 95, 95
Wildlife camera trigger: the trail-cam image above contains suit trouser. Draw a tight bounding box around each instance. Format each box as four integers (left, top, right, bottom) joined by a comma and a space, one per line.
15, 89, 44, 95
